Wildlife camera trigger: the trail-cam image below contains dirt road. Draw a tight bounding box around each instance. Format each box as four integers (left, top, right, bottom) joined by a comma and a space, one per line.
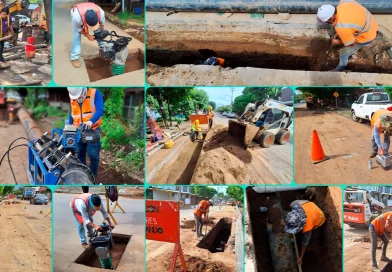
344, 224, 392, 272
0, 200, 52, 271
0, 119, 29, 184
146, 206, 238, 272
295, 108, 392, 184
147, 116, 292, 184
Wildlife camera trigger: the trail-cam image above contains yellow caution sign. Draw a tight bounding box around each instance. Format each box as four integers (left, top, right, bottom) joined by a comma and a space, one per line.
333, 92, 339, 98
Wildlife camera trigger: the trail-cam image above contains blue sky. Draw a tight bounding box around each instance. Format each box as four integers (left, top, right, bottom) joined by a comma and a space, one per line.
200, 87, 244, 107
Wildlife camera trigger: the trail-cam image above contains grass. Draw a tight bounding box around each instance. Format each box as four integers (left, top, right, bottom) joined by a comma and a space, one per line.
117, 11, 144, 24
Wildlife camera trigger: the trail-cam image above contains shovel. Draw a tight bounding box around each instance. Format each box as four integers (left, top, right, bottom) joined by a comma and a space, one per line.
292, 234, 303, 272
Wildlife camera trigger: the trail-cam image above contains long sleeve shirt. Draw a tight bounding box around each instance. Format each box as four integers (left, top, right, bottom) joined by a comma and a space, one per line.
70, 6, 105, 33
68, 89, 104, 129
373, 125, 382, 149
71, 198, 109, 226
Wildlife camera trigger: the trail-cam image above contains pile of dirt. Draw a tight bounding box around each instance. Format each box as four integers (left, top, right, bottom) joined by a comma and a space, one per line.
163, 254, 229, 272
181, 219, 215, 229
190, 127, 257, 184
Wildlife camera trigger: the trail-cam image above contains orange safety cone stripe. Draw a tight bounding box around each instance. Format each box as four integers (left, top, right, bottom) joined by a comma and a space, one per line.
311, 130, 330, 164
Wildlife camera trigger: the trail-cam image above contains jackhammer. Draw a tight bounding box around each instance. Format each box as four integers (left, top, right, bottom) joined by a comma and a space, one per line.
94, 29, 132, 76
89, 223, 115, 269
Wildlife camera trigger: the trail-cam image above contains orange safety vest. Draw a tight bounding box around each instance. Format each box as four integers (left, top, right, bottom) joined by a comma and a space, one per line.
0, 16, 11, 38
40, 19, 48, 32
334, 0, 378, 45
208, 111, 214, 119
372, 212, 392, 236
371, 109, 392, 132
194, 200, 209, 217
70, 193, 96, 224
301, 202, 325, 233
72, 3, 102, 33
217, 58, 225, 68
70, 88, 102, 130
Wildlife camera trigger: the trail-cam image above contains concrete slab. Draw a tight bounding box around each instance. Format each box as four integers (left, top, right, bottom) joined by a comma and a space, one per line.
147, 64, 392, 86
54, 0, 145, 86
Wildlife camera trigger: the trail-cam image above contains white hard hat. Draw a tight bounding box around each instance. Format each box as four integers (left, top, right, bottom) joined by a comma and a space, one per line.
317, 5, 335, 22
67, 87, 83, 99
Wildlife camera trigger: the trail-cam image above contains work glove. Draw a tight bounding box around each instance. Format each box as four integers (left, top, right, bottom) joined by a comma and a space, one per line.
82, 121, 93, 130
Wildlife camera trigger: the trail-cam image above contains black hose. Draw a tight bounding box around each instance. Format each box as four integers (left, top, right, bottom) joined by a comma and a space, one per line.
0, 144, 28, 167
6, 137, 28, 184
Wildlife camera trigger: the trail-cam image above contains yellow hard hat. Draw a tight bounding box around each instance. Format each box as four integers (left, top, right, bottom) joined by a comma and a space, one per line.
42, 14, 46, 18
195, 119, 199, 125
209, 106, 213, 110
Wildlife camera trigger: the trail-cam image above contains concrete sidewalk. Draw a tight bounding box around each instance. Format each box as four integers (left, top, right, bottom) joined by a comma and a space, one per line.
53, 0, 144, 86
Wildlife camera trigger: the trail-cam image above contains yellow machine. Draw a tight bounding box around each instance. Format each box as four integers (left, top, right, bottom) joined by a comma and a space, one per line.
1, 0, 29, 14
196, 126, 203, 141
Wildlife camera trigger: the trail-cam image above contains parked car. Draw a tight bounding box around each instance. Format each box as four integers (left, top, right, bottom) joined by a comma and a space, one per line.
227, 112, 237, 118
30, 194, 49, 205
300, 100, 305, 103
222, 112, 228, 116
351, 92, 392, 123
14, 15, 30, 26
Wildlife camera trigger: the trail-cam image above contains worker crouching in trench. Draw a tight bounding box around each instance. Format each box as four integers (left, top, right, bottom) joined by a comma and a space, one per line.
67, 87, 103, 178
370, 108, 392, 158
369, 212, 392, 272
284, 200, 325, 265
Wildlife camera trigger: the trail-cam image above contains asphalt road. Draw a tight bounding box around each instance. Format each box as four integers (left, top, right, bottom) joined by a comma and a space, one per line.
54, 193, 144, 272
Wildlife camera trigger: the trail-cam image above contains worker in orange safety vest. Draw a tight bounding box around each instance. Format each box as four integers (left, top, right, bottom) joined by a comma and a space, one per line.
317, 1, 378, 72
194, 200, 213, 240
208, 106, 215, 129
284, 200, 325, 265
70, 193, 115, 248
370, 108, 392, 158
369, 212, 392, 271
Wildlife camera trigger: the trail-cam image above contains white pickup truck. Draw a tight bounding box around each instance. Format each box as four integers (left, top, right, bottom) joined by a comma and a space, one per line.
351, 92, 392, 123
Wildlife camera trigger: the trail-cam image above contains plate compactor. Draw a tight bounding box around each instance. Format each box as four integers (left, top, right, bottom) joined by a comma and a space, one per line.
89, 223, 115, 269
27, 125, 98, 185
94, 29, 132, 76
376, 154, 391, 170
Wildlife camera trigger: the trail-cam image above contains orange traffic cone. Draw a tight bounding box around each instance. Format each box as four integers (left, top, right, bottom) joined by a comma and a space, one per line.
311, 130, 330, 164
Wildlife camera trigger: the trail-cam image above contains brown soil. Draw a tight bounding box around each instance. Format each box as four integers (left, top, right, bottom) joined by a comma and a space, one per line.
181, 218, 215, 229
163, 254, 229, 272
85, 52, 144, 82
294, 107, 392, 184
246, 186, 342, 272
97, 164, 144, 185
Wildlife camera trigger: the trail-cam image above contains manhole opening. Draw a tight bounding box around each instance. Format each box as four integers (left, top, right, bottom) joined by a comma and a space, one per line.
147, 33, 392, 73
197, 217, 232, 253
75, 233, 131, 270
84, 49, 144, 82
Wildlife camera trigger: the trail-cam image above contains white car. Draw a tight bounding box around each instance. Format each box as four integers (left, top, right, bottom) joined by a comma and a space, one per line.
351, 92, 392, 123
222, 112, 228, 116
227, 112, 237, 118
14, 15, 30, 26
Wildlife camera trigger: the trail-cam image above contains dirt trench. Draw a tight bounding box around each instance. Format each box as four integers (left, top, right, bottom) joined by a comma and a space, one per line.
197, 217, 232, 253
246, 187, 342, 272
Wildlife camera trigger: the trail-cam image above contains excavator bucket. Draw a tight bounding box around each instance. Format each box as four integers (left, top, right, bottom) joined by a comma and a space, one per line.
228, 120, 259, 149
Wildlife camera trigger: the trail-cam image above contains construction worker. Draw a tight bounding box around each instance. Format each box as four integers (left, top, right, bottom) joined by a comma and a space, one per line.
67, 87, 103, 177
190, 119, 200, 143
40, 14, 49, 44
0, 7, 14, 63
70, 193, 115, 248
317, 2, 378, 72
208, 106, 215, 128
204, 56, 226, 68
370, 108, 392, 158
194, 200, 213, 240
369, 212, 392, 271
70, 2, 105, 68
284, 200, 325, 264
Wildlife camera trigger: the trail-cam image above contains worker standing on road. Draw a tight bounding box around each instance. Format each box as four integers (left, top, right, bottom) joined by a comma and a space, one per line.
284, 200, 325, 264
369, 212, 392, 271
70, 2, 105, 68
0, 7, 14, 63
370, 108, 392, 158
317, 1, 378, 72
70, 193, 115, 248
194, 200, 213, 240
40, 14, 49, 44
68, 87, 104, 177
208, 107, 215, 129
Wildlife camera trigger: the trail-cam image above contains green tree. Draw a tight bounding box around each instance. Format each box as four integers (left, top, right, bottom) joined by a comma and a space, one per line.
217, 192, 224, 199
243, 87, 281, 101
208, 101, 216, 110
217, 105, 231, 113
193, 186, 217, 199
232, 92, 256, 114
190, 89, 209, 112
226, 186, 243, 203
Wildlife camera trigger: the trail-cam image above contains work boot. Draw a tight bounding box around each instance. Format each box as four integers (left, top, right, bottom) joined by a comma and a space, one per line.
71, 59, 81, 68
370, 152, 377, 158
373, 265, 380, 272
81, 243, 89, 249
381, 255, 391, 262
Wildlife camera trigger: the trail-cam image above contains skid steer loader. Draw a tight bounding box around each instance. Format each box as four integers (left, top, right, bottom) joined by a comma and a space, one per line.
228, 99, 293, 149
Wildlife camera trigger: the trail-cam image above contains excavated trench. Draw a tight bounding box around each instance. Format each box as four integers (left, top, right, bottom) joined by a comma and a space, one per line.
197, 217, 232, 253
75, 234, 131, 269
246, 187, 342, 272
147, 22, 392, 73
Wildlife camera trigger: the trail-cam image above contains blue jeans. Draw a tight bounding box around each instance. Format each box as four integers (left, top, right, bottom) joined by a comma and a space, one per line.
77, 134, 101, 177
370, 224, 389, 267
71, 27, 103, 60
371, 133, 390, 155
335, 41, 372, 71
73, 210, 94, 244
